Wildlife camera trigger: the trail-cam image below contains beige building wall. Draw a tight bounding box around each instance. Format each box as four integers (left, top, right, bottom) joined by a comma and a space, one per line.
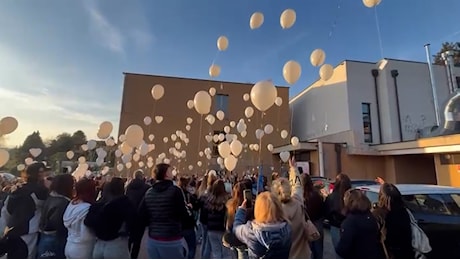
119, 73, 290, 176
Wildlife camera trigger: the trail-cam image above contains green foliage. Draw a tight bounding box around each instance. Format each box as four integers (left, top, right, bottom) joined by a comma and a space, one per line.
433, 42, 460, 66
2, 130, 92, 175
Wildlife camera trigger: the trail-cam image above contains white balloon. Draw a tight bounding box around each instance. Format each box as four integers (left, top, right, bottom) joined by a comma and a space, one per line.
155, 116, 163, 124
280, 151, 290, 162
163, 137, 169, 143
267, 144, 274, 152
275, 97, 283, 107
319, 64, 334, 81
0, 149, 9, 167
280, 9, 296, 29
209, 64, 221, 78
241, 131, 247, 138
310, 49, 326, 67
216, 110, 225, 121
243, 93, 250, 101
217, 36, 229, 51
206, 114, 216, 125
209, 87, 216, 96
186, 117, 193, 124
78, 156, 86, 164
255, 129, 265, 140
66, 151, 74, 160
194, 91, 212, 115
224, 155, 238, 171
81, 144, 88, 152
125, 162, 132, 169
144, 116, 152, 125
25, 157, 34, 166
218, 141, 231, 158
245, 107, 254, 118
264, 124, 274, 134
197, 161, 202, 167
125, 124, 144, 148
114, 149, 122, 158
87, 140, 97, 150
148, 134, 154, 141
283, 60, 302, 85
218, 134, 225, 142
17, 164, 25, 171
185, 125, 191, 131
116, 164, 124, 171
250, 12, 264, 29
151, 84, 165, 100
98, 121, 113, 139
29, 148, 42, 158
205, 135, 213, 143
119, 134, 126, 142
250, 80, 277, 112
224, 126, 231, 134
291, 136, 300, 146
120, 142, 132, 155
362, 0, 381, 8
230, 140, 243, 156
187, 100, 194, 109
230, 121, 236, 128
281, 130, 288, 139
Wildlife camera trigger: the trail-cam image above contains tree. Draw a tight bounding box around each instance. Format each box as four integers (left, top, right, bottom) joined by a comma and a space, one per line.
433, 42, 460, 66
71, 130, 87, 148
20, 131, 46, 161
47, 133, 74, 155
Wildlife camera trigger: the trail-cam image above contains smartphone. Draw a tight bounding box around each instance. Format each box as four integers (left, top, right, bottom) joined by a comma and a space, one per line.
243, 189, 252, 207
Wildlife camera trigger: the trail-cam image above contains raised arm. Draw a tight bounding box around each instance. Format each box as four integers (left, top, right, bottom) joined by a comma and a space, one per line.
289, 157, 304, 202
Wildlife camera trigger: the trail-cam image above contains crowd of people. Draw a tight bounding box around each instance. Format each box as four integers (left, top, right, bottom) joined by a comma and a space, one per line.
0, 158, 420, 259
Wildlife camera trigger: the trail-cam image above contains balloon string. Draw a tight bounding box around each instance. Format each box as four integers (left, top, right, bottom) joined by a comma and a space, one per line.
374, 6, 384, 58
258, 112, 264, 165
211, 50, 220, 66
197, 114, 204, 160
147, 101, 157, 144
327, 0, 343, 40
276, 106, 281, 131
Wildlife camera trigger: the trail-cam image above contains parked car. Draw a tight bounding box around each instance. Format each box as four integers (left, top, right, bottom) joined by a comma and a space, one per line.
356, 184, 460, 259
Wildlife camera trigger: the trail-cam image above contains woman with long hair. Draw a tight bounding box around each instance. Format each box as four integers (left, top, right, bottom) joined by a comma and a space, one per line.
301, 173, 326, 259
336, 189, 385, 259
325, 173, 351, 256
224, 182, 254, 259
37, 174, 75, 259
198, 173, 217, 259
233, 191, 292, 259
178, 176, 198, 259
201, 180, 232, 258
63, 178, 97, 259
373, 183, 413, 258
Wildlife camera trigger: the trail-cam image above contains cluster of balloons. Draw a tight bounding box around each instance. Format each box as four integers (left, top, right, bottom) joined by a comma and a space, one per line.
0, 116, 19, 168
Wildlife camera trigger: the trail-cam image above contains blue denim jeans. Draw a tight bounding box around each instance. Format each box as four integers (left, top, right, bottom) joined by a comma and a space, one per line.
200, 224, 211, 259
310, 219, 324, 259
92, 237, 130, 259
183, 229, 196, 259
147, 237, 187, 259
37, 233, 65, 259
207, 231, 233, 259
330, 226, 342, 259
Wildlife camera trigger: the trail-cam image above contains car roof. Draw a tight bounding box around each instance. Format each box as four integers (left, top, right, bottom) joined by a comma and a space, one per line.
356, 184, 460, 195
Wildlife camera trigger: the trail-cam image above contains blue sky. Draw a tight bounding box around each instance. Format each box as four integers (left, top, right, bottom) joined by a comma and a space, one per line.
0, 0, 459, 147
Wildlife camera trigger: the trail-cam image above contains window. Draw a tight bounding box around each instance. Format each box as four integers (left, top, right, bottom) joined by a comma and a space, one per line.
212, 130, 226, 156
456, 77, 460, 89
214, 94, 229, 118
401, 194, 460, 216
362, 103, 373, 143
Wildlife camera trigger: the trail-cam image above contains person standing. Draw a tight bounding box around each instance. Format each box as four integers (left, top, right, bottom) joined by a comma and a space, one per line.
125, 170, 150, 259
0, 162, 49, 258
138, 163, 190, 259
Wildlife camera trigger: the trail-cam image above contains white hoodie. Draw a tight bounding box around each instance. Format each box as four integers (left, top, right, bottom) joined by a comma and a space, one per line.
63, 202, 95, 258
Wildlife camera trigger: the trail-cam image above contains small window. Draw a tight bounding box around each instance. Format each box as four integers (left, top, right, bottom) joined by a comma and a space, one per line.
212, 130, 226, 156
456, 77, 460, 89
362, 103, 373, 143
214, 94, 229, 118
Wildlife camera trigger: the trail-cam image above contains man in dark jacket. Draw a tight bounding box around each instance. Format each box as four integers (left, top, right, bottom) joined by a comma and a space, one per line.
138, 164, 190, 259
0, 162, 49, 258
125, 170, 150, 259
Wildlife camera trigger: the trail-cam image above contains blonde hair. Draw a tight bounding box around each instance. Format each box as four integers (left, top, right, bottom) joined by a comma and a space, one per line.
254, 191, 286, 224
271, 178, 292, 204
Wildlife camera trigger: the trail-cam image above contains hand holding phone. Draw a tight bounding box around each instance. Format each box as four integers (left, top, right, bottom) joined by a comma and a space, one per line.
243, 189, 252, 208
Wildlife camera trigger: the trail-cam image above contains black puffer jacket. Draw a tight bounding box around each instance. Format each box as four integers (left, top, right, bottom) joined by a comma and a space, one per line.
126, 179, 150, 210
139, 180, 189, 239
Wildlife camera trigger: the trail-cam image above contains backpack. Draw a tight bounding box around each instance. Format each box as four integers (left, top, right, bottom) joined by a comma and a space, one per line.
406, 209, 432, 256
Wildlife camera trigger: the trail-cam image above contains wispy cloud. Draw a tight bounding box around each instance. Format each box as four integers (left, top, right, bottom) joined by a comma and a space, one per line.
84, 1, 124, 53
0, 44, 120, 147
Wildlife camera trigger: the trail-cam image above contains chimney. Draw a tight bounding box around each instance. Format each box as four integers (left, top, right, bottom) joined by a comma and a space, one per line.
424, 44, 441, 126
